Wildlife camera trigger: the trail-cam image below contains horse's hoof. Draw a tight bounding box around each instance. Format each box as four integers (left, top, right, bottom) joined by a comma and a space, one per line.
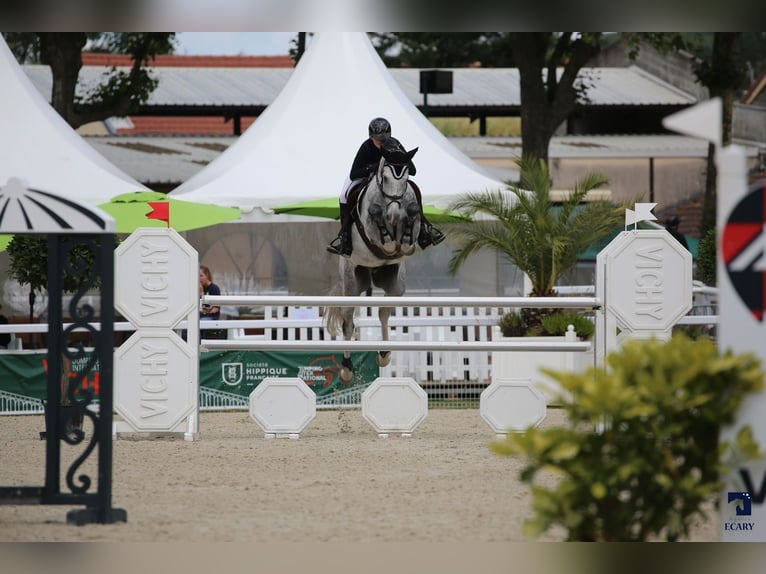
340, 367, 353, 384
377, 351, 391, 367
381, 241, 397, 255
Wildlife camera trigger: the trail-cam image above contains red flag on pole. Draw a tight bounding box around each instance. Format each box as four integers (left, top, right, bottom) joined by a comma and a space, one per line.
146, 201, 170, 227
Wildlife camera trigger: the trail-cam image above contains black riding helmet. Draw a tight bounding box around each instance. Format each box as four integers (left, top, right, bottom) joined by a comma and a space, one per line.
368, 117, 391, 140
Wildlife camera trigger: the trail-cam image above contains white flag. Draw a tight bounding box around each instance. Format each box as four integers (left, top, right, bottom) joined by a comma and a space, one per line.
634, 203, 657, 223
625, 208, 636, 228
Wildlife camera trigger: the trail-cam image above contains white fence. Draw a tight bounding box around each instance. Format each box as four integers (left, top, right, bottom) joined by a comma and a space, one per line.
200, 294, 598, 382
0, 286, 718, 414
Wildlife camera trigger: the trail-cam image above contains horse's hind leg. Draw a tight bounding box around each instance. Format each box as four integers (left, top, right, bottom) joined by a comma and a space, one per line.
337, 262, 372, 383
373, 264, 405, 368
339, 306, 356, 384
377, 306, 393, 367
340, 353, 354, 383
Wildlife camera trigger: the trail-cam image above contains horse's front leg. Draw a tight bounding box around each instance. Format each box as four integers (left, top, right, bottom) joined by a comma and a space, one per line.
377, 306, 392, 367
339, 306, 356, 384
368, 203, 397, 254
401, 201, 420, 247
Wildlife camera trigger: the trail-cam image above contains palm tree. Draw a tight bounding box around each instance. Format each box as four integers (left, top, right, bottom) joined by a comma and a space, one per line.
447, 156, 626, 334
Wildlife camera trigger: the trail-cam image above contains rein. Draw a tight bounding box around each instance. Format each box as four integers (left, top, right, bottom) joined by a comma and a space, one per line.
353, 186, 398, 260
353, 160, 416, 261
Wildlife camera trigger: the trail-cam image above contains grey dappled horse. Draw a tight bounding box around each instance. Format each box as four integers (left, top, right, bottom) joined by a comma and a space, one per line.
325, 149, 421, 383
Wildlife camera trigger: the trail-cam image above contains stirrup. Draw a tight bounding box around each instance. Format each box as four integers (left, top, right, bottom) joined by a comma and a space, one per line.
430, 227, 445, 246
327, 236, 343, 255
417, 225, 445, 249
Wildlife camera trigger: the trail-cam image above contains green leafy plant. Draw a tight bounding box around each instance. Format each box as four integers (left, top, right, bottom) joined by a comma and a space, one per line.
696, 228, 717, 287
539, 311, 595, 340
498, 310, 595, 340
492, 333, 764, 541
447, 155, 627, 334
497, 311, 527, 337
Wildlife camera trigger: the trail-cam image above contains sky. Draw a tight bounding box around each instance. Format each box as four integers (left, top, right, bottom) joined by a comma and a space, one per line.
174, 32, 296, 56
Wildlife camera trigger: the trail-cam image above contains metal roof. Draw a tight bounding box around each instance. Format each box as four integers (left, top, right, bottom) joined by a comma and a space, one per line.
84, 134, 754, 187
389, 66, 695, 108
450, 134, 742, 159
24, 64, 696, 114
84, 136, 233, 185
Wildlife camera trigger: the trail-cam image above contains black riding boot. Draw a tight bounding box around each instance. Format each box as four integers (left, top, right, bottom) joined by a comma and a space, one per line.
327, 203, 353, 256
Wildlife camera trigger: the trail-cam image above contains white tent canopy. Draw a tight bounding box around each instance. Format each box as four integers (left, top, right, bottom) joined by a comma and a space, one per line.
0, 36, 149, 203
169, 33, 506, 219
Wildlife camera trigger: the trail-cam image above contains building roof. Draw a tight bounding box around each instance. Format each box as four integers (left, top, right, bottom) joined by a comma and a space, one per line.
451, 134, 729, 159
84, 133, 761, 188
23, 63, 696, 122
86, 136, 233, 185
80, 53, 294, 68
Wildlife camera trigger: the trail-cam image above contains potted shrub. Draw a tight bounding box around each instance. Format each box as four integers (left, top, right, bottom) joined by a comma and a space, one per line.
492, 333, 764, 541
447, 156, 626, 399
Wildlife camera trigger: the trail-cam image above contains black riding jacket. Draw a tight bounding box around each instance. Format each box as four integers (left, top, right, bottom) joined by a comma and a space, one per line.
349, 137, 417, 181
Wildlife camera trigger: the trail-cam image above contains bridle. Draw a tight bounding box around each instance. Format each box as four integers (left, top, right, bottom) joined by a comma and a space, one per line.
375, 160, 410, 207
353, 159, 418, 260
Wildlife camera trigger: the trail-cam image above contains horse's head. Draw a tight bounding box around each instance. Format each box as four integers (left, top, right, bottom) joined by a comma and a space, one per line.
353, 149, 420, 263
374, 146, 417, 194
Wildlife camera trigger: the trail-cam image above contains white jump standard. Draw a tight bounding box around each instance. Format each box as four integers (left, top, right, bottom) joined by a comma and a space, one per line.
249, 377, 317, 439
361, 377, 428, 438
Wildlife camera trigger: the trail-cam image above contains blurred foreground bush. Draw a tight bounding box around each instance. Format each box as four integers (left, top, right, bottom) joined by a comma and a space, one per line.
493, 333, 764, 541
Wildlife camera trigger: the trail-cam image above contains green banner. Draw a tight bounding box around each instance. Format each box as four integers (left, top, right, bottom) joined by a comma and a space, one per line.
200, 350, 377, 397
0, 351, 101, 401
0, 349, 378, 404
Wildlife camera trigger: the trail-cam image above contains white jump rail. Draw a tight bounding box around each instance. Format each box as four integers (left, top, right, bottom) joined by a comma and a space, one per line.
196, 295, 600, 352
0, 284, 719, 336
201, 339, 593, 352
201, 295, 602, 309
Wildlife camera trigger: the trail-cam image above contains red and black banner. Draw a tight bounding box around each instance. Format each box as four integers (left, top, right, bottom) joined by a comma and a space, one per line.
722, 180, 766, 322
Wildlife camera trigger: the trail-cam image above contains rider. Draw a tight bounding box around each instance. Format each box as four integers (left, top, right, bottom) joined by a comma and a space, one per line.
326, 117, 445, 257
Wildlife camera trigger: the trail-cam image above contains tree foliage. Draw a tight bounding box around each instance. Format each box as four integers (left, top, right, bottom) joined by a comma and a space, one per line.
2, 32, 176, 128
370, 33, 514, 67
694, 33, 746, 235
696, 228, 717, 287
507, 33, 604, 164
6, 235, 111, 322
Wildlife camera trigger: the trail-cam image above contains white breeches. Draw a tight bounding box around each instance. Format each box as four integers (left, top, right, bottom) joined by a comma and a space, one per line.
339, 177, 366, 204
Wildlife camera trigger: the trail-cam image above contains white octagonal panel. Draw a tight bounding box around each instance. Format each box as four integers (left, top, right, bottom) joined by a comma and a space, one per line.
115, 228, 198, 328
115, 330, 197, 431
605, 230, 693, 332
480, 378, 547, 433
249, 377, 316, 434
361, 377, 428, 434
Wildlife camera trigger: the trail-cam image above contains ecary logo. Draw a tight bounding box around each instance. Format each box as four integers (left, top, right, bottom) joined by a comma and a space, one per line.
728, 492, 753, 516
221, 363, 243, 386
721, 180, 766, 322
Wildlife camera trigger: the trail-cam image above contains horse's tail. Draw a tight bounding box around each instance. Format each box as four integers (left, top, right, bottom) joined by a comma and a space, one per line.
325, 306, 343, 338
324, 282, 344, 337
323, 282, 361, 338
